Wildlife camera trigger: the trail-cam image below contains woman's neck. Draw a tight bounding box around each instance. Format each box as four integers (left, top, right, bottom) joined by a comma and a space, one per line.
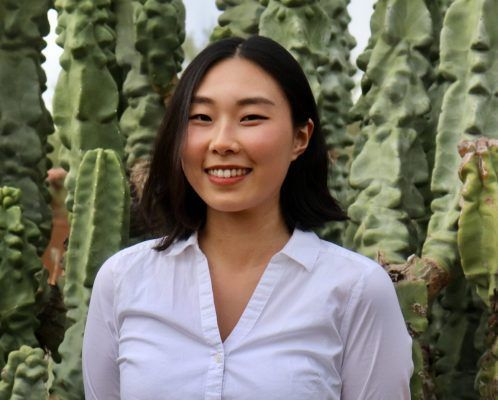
199, 207, 291, 273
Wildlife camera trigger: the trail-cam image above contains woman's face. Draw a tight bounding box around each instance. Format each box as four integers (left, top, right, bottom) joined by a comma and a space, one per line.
181, 57, 312, 216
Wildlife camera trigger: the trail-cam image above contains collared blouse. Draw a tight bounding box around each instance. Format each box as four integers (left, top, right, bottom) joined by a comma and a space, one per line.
82, 229, 413, 399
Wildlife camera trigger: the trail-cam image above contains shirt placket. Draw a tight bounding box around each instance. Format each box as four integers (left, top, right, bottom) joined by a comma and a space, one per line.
196, 253, 225, 400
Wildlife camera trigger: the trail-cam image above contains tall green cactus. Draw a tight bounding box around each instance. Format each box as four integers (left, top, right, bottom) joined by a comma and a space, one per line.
0, 0, 54, 253
115, 0, 165, 170
350, 0, 388, 127
317, 0, 355, 154
428, 275, 483, 399
0, 346, 49, 400
53, 0, 124, 212
259, 0, 330, 103
418, 4, 498, 392
317, 0, 356, 244
390, 256, 431, 398
422, 0, 498, 274
134, 0, 185, 98
0, 188, 44, 369
52, 149, 129, 400
345, 0, 433, 263
458, 138, 498, 397
211, 0, 266, 41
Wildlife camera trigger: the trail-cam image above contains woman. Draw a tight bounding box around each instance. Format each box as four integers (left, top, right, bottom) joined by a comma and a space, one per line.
83, 36, 413, 399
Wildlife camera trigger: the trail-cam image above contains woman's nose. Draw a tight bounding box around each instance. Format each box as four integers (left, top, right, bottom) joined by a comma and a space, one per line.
208, 121, 240, 155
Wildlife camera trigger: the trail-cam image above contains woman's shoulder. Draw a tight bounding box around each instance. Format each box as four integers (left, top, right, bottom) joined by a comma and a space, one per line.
315, 236, 383, 275
97, 235, 193, 280
308, 234, 395, 296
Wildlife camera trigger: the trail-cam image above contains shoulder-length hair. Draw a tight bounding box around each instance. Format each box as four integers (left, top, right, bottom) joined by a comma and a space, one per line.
141, 36, 347, 250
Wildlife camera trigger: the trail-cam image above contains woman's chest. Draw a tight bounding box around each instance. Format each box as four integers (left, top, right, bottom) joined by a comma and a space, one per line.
117, 312, 342, 400
115, 254, 348, 399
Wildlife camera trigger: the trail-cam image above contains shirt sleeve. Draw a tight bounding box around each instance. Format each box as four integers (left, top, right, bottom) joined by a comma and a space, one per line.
340, 264, 413, 399
82, 258, 121, 400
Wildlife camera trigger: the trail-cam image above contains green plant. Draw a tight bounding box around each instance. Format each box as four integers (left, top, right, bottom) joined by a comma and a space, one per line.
0, 0, 53, 253
0, 345, 49, 400
211, 0, 266, 41
52, 149, 129, 399
458, 138, 498, 397
0, 188, 45, 370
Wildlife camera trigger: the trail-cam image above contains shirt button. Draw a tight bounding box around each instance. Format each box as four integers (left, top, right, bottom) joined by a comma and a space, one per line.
214, 352, 222, 364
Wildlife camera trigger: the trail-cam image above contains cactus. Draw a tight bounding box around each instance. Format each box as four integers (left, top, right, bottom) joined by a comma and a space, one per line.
458, 138, 498, 306
349, 0, 388, 126
114, 0, 165, 171
427, 275, 483, 399
259, 0, 331, 104
211, 0, 266, 41
52, 149, 129, 399
316, 0, 356, 244
458, 137, 498, 396
0, 188, 45, 369
317, 0, 355, 151
0, 0, 54, 253
390, 257, 430, 398
0, 345, 49, 400
134, 0, 185, 98
344, 0, 433, 263
52, 0, 124, 212
421, 0, 498, 273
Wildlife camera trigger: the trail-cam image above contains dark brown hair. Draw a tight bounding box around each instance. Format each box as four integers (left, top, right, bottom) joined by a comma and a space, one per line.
141, 36, 347, 250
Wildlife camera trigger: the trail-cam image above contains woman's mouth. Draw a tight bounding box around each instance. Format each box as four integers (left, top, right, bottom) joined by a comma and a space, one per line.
206, 168, 251, 178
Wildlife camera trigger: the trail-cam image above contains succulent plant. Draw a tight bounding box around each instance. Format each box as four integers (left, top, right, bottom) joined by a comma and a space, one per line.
52, 0, 124, 213
115, 0, 165, 171
52, 149, 130, 399
345, 0, 433, 264
211, 0, 266, 41
0, 0, 54, 253
458, 137, 498, 396
134, 0, 185, 97
0, 188, 44, 370
0, 345, 49, 400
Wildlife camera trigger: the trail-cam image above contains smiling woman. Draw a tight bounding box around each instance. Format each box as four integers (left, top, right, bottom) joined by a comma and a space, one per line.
182, 57, 311, 217
82, 36, 413, 400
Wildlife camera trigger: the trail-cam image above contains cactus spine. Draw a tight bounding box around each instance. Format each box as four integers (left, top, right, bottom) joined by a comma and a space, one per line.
52, 149, 129, 399
0, 0, 54, 253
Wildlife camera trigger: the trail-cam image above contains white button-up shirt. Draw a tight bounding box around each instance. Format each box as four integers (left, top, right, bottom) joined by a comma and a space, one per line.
83, 229, 413, 399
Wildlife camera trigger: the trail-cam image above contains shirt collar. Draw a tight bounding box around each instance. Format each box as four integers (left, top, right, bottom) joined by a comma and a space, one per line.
275, 229, 321, 271
161, 232, 199, 256
162, 229, 321, 272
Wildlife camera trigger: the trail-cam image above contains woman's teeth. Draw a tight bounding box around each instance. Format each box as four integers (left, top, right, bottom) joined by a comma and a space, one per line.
207, 168, 249, 178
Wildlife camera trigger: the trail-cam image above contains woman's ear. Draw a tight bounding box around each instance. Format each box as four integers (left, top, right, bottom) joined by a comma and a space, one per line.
291, 118, 314, 160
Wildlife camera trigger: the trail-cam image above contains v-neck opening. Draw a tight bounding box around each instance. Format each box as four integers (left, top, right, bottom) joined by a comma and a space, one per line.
196, 251, 284, 354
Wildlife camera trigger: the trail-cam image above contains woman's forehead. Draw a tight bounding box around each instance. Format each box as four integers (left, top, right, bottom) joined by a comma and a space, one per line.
192, 58, 287, 106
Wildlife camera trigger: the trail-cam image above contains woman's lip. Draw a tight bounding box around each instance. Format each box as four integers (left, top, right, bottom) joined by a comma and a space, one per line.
204, 166, 251, 170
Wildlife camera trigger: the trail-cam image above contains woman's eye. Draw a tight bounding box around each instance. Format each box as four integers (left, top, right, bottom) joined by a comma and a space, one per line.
241, 114, 267, 122
189, 114, 211, 122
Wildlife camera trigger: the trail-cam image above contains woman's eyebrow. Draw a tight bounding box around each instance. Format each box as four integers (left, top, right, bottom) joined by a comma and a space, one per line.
191, 96, 276, 106
191, 96, 214, 104
236, 97, 276, 106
